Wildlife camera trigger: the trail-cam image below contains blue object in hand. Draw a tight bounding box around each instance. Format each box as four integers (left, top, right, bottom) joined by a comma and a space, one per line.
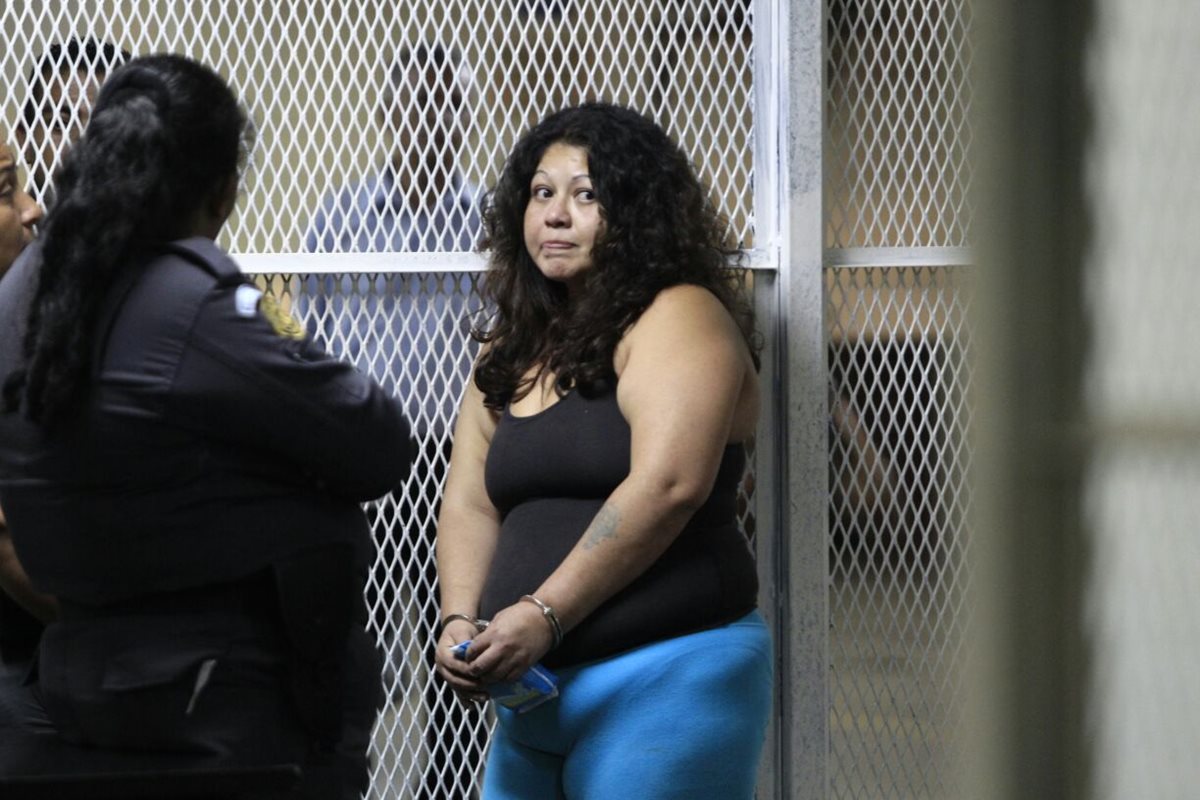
450, 639, 560, 713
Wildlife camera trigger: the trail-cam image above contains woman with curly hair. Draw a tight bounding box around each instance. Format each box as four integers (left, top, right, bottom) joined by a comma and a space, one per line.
0, 55, 410, 798
435, 102, 772, 798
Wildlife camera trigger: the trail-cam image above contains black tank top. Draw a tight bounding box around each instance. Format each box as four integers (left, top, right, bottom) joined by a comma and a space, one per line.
480, 386, 758, 668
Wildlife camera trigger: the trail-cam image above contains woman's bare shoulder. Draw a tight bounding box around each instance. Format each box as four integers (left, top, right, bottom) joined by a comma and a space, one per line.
622, 284, 743, 350
615, 284, 749, 376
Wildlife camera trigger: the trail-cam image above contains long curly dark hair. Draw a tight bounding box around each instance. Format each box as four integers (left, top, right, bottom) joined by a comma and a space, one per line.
3, 54, 251, 427
474, 101, 758, 411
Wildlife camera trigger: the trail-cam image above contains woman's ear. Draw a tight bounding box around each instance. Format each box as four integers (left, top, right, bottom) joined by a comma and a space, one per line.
211, 173, 239, 225
192, 173, 239, 239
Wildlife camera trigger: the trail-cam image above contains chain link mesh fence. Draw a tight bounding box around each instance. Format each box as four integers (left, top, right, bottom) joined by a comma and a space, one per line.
826, 266, 973, 799
826, 0, 973, 252
0, 1, 755, 256
1, 3, 758, 798
0, 0, 982, 795
826, 0, 974, 798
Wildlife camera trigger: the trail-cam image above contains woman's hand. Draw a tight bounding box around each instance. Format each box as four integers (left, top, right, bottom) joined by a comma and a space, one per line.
434, 618, 491, 703
457, 600, 555, 684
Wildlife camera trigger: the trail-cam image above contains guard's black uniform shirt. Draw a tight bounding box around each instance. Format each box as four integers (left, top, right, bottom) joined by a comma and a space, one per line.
0, 237, 413, 603
0, 238, 411, 798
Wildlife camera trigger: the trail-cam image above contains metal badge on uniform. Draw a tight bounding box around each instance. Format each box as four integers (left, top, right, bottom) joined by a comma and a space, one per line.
257, 294, 306, 341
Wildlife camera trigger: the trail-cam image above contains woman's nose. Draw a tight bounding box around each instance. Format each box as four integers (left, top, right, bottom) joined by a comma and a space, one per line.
17, 189, 43, 231
545, 198, 570, 227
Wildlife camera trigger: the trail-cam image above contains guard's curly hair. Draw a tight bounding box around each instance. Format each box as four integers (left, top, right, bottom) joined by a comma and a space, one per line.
474, 101, 758, 410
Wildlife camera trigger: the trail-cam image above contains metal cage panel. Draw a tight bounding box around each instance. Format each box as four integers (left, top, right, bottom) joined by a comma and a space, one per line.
0, 3, 762, 799
825, 0, 975, 797
825, 265, 973, 799
0, 1, 756, 256
826, 0, 973, 252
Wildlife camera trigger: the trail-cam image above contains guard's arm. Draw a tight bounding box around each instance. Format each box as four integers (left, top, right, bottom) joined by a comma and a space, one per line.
170, 282, 413, 501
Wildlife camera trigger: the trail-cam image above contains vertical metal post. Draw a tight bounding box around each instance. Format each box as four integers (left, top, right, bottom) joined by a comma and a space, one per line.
970, 0, 1092, 797
752, 266, 782, 800
752, 2, 782, 798
773, 0, 829, 797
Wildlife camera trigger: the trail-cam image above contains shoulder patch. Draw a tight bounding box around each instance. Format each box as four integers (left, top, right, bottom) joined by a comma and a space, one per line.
234, 285, 264, 317
258, 294, 306, 340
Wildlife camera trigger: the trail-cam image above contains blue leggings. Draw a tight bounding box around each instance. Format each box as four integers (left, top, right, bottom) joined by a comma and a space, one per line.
482, 610, 773, 800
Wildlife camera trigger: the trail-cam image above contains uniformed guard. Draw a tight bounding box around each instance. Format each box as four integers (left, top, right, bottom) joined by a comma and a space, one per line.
0, 55, 412, 800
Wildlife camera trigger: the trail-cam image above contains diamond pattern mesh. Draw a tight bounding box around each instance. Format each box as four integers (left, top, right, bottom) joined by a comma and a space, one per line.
1, 4, 758, 799
0, 1, 755, 254
825, 0, 975, 795
1, 0, 981, 796
826, 265, 973, 800
826, 0, 973, 250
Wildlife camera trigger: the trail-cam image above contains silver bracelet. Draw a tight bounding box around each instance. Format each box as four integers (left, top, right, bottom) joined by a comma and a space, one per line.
519, 594, 564, 649
439, 613, 488, 636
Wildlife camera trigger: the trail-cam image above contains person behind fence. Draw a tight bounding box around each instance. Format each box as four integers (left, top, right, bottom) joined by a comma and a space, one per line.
434, 102, 774, 799
16, 35, 129, 207
0, 54, 412, 799
306, 40, 478, 255
304, 39, 485, 799
0, 133, 51, 733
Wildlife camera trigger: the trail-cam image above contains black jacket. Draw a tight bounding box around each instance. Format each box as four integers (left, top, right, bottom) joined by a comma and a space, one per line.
0, 237, 412, 604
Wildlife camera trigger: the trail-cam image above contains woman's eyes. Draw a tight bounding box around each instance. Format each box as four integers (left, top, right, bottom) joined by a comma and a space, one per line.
530, 186, 596, 202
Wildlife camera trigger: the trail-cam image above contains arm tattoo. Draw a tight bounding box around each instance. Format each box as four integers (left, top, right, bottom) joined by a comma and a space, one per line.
582, 503, 621, 550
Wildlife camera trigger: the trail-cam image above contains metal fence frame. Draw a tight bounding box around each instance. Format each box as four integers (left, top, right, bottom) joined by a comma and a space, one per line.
778, 0, 977, 797
771, 1, 830, 799
0, 1, 989, 797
